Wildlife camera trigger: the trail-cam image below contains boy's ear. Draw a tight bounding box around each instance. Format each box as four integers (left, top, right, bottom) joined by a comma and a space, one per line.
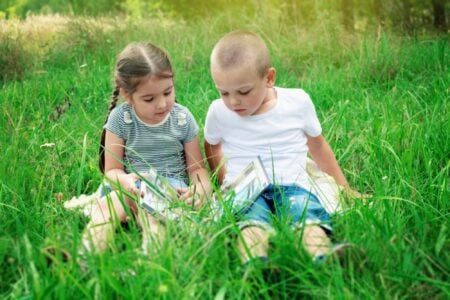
266, 67, 276, 87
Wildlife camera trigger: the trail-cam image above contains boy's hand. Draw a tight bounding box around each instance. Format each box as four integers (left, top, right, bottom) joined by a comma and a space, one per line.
343, 186, 372, 201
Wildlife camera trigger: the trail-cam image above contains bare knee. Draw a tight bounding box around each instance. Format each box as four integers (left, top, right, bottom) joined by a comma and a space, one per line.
89, 192, 131, 224
241, 226, 269, 243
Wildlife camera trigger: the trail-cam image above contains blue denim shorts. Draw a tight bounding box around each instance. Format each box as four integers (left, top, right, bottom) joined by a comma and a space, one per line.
99, 177, 188, 198
239, 184, 332, 231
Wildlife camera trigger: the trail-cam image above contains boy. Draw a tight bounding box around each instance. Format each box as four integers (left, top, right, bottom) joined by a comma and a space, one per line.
204, 30, 363, 265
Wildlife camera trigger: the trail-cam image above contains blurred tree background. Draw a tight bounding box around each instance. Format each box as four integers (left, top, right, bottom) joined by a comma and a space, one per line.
0, 0, 448, 33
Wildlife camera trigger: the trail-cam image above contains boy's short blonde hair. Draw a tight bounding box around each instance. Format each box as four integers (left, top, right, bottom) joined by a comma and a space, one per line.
211, 30, 271, 77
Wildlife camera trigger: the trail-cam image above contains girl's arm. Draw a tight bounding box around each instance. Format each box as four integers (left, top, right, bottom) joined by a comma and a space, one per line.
104, 130, 139, 193
182, 136, 211, 207
204, 140, 226, 185
306, 134, 349, 187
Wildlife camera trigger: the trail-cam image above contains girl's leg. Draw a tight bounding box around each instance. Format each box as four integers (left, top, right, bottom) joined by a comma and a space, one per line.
137, 210, 166, 256
82, 191, 135, 253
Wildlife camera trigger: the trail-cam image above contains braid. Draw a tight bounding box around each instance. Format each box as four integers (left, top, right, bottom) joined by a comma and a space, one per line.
98, 86, 120, 173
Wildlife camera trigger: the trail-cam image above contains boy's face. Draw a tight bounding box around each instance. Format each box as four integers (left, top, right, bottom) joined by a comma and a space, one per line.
211, 62, 275, 117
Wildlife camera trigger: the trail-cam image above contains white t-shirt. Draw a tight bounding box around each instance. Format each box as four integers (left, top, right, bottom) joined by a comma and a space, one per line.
204, 87, 322, 188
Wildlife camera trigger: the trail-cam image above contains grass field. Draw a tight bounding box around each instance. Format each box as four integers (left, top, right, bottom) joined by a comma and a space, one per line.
0, 12, 448, 299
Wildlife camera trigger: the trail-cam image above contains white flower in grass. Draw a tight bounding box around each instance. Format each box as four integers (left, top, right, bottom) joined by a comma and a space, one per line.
40, 143, 55, 148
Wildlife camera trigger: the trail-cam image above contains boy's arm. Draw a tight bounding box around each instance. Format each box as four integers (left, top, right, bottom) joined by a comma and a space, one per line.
307, 134, 349, 188
204, 140, 226, 185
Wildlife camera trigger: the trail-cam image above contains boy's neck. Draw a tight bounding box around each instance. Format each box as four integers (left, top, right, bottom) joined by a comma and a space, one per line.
254, 87, 277, 116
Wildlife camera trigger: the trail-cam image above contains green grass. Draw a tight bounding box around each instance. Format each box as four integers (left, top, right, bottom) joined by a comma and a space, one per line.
0, 12, 448, 299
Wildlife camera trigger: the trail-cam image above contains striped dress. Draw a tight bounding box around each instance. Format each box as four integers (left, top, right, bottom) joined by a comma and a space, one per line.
104, 102, 199, 183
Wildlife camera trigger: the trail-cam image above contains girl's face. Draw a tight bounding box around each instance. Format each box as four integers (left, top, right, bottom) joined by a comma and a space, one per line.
125, 76, 175, 124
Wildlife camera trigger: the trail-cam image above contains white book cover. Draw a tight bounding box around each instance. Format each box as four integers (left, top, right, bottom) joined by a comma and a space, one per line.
214, 156, 270, 216
138, 168, 182, 222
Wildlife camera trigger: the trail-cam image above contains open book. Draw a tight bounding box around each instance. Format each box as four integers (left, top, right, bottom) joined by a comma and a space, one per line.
137, 168, 184, 222
64, 157, 343, 219
214, 156, 270, 216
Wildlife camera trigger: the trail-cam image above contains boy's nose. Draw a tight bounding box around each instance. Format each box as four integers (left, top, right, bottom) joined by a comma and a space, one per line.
230, 97, 241, 107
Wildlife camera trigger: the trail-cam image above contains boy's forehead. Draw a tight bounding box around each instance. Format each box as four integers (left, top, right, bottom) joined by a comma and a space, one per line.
211, 56, 259, 76
211, 65, 259, 90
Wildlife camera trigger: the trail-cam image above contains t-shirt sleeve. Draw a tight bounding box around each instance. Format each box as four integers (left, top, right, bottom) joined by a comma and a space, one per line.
204, 101, 222, 145
180, 107, 199, 143
104, 104, 125, 139
302, 92, 322, 137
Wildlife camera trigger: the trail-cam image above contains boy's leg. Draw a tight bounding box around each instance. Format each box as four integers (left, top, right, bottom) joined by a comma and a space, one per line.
238, 192, 273, 264
238, 226, 270, 264
137, 210, 165, 256
301, 225, 331, 257
280, 186, 333, 258
82, 191, 133, 253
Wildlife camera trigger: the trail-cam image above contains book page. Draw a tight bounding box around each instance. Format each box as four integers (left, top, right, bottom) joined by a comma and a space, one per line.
139, 168, 180, 221
220, 156, 270, 214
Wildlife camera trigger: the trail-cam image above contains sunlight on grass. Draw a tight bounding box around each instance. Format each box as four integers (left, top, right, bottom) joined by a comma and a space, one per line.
0, 8, 448, 299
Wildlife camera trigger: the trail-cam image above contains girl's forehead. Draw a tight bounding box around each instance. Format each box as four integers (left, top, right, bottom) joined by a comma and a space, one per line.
134, 76, 173, 95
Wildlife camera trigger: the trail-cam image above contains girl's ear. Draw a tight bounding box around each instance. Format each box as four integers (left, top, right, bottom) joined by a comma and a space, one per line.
120, 88, 133, 104
266, 67, 276, 88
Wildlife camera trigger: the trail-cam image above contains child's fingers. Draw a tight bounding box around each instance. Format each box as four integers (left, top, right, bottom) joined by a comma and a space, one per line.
176, 188, 190, 202
344, 187, 372, 200
127, 185, 140, 196
192, 197, 204, 209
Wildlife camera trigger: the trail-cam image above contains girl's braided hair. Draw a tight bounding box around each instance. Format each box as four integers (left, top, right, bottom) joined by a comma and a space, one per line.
99, 42, 173, 173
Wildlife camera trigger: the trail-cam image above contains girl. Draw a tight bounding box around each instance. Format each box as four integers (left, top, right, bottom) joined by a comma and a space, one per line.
82, 42, 211, 255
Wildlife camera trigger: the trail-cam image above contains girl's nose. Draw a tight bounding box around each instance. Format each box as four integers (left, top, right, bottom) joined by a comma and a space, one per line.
157, 98, 167, 110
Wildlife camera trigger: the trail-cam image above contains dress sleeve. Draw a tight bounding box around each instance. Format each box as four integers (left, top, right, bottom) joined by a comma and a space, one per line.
104, 104, 125, 139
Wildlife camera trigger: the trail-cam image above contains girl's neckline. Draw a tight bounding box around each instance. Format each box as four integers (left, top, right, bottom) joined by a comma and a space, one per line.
131, 105, 172, 127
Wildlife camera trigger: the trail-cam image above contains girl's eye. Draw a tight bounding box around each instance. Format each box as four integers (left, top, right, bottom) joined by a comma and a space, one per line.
143, 98, 154, 102
220, 92, 229, 96
239, 90, 251, 95
163, 90, 172, 96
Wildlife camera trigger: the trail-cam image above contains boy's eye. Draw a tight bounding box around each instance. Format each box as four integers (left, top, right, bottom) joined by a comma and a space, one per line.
220, 92, 229, 96
143, 97, 154, 102
163, 90, 172, 96
239, 89, 251, 95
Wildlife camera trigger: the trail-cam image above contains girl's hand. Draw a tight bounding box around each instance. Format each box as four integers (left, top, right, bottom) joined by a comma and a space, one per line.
177, 187, 204, 209
121, 173, 140, 196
